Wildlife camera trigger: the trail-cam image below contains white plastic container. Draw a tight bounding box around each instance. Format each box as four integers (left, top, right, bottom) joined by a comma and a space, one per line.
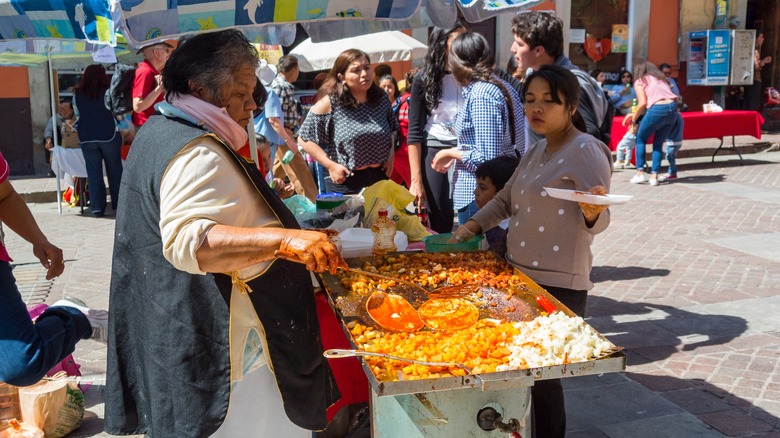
339, 228, 407, 259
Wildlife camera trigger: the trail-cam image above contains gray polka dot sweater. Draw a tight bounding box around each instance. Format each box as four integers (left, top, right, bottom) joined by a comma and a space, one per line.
470, 132, 612, 291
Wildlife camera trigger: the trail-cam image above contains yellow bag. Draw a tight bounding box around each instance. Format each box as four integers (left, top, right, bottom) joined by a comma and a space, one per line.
362, 181, 431, 242
18, 376, 84, 438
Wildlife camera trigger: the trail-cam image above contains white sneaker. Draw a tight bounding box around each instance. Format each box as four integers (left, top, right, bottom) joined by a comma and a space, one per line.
614, 160, 625, 167
53, 297, 108, 343
649, 178, 659, 186
630, 174, 647, 184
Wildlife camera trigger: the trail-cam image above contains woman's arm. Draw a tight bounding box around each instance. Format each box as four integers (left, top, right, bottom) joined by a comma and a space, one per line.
623, 82, 647, 124
0, 180, 64, 280
297, 96, 350, 184
268, 117, 299, 154
196, 226, 343, 274
406, 74, 428, 204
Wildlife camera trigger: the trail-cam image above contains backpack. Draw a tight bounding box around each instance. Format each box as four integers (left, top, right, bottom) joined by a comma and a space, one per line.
392, 95, 411, 150
572, 69, 614, 145
104, 63, 136, 116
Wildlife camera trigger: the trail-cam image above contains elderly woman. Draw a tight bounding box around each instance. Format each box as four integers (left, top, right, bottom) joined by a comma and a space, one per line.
105, 30, 344, 438
298, 49, 398, 194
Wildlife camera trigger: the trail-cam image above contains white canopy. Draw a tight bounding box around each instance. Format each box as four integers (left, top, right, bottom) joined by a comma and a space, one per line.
290, 31, 428, 72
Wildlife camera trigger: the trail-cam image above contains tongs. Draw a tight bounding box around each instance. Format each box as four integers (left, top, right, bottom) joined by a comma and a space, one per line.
324, 348, 474, 374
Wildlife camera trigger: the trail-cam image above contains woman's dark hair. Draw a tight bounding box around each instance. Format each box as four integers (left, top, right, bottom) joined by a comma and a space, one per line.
403, 67, 418, 93
522, 64, 586, 132
379, 74, 399, 100
75, 64, 110, 100
589, 68, 602, 81
633, 61, 666, 83
419, 20, 466, 112
320, 49, 384, 109
163, 29, 258, 106
620, 70, 634, 82
450, 32, 517, 145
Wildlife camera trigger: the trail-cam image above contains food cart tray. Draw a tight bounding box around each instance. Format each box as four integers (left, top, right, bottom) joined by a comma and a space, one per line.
320, 251, 627, 397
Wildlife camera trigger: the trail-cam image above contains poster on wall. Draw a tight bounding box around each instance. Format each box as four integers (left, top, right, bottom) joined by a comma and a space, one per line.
254, 44, 283, 65
706, 29, 731, 86
611, 24, 628, 53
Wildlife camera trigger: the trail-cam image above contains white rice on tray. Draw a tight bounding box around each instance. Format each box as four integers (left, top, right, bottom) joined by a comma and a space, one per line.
496, 312, 615, 371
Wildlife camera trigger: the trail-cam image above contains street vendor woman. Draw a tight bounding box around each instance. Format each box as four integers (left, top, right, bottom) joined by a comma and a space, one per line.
105, 30, 345, 438
451, 65, 613, 438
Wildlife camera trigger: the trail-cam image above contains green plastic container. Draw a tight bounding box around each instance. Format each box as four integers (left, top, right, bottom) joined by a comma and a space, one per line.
423, 233, 484, 253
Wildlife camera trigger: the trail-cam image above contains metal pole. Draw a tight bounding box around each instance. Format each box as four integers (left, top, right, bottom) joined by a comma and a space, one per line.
247, 112, 259, 169
47, 47, 62, 215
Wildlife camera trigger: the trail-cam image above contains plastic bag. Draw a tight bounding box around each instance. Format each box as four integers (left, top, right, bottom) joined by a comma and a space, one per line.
0, 419, 43, 438
282, 194, 317, 216
361, 181, 431, 242
19, 376, 84, 438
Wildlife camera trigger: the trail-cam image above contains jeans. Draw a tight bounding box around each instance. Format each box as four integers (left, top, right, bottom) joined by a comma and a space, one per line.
457, 200, 478, 226
635, 103, 683, 174
316, 163, 328, 194
81, 133, 123, 214
530, 285, 587, 438
666, 143, 681, 175
615, 132, 636, 163
0, 261, 91, 386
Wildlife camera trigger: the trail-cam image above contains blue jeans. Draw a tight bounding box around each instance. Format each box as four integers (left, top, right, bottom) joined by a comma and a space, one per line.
81, 133, 123, 214
457, 200, 478, 226
635, 102, 683, 174
0, 261, 91, 386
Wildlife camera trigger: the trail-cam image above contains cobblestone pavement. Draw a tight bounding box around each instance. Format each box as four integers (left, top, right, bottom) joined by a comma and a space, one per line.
6, 147, 780, 437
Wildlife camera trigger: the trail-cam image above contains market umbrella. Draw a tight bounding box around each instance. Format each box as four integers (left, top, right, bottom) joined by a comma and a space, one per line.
290, 30, 427, 72
115, 0, 544, 46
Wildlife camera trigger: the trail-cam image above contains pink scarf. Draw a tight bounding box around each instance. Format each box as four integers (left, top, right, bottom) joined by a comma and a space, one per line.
168, 94, 248, 150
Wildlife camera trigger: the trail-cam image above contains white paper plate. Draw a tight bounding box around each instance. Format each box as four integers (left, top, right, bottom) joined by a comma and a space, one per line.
543, 187, 633, 206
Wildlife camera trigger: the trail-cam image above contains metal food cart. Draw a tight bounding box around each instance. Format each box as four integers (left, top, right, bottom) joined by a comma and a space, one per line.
320, 252, 626, 437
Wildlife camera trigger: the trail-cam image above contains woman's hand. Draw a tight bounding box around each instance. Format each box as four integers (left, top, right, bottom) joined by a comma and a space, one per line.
621, 113, 634, 127
409, 178, 425, 206
275, 230, 347, 274
328, 163, 351, 185
32, 239, 65, 280
431, 148, 458, 174
447, 220, 482, 243
578, 185, 609, 224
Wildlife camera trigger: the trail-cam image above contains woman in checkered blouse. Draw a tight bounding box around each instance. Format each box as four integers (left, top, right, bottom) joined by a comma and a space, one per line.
431, 32, 526, 225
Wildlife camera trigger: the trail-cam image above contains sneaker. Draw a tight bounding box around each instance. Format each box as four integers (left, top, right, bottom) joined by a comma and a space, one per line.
629, 174, 647, 184
659, 173, 677, 182
53, 297, 108, 343
649, 178, 659, 186
614, 160, 625, 167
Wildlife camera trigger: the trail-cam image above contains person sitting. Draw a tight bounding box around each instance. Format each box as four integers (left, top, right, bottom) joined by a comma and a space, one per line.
473, 156, 519, 258
605, 70, 636, 115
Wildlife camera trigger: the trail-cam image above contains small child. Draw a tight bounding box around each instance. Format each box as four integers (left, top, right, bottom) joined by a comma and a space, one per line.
474, 156, 520, 258
614, 121, 638, 168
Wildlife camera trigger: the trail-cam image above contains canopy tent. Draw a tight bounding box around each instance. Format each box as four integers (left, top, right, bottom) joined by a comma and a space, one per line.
115, 0, 543, 46
290, 30, 427, 72
0, 0, 115, 45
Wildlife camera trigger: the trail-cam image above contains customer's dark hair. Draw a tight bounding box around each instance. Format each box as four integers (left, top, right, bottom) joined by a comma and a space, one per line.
633, 61, 666, 82
277, 55, 299, 74
75, 64, 110, 100
450, 32, 517, 145
475, 156, 519, 192
320, 49, 384, 109
379, 74, 399, 99
419, 20, 466, 112
522, 65, 585, 131
511, 11, 564, 59
163, 29, 258, 105
252, 78, 267, 117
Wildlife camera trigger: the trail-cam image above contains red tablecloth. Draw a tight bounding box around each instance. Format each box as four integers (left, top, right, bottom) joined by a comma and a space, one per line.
609, 110, 764, 151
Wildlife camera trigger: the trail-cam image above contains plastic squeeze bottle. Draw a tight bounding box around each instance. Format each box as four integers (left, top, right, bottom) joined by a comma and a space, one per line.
631, 98, 638, 114
371, 209, 397, 255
